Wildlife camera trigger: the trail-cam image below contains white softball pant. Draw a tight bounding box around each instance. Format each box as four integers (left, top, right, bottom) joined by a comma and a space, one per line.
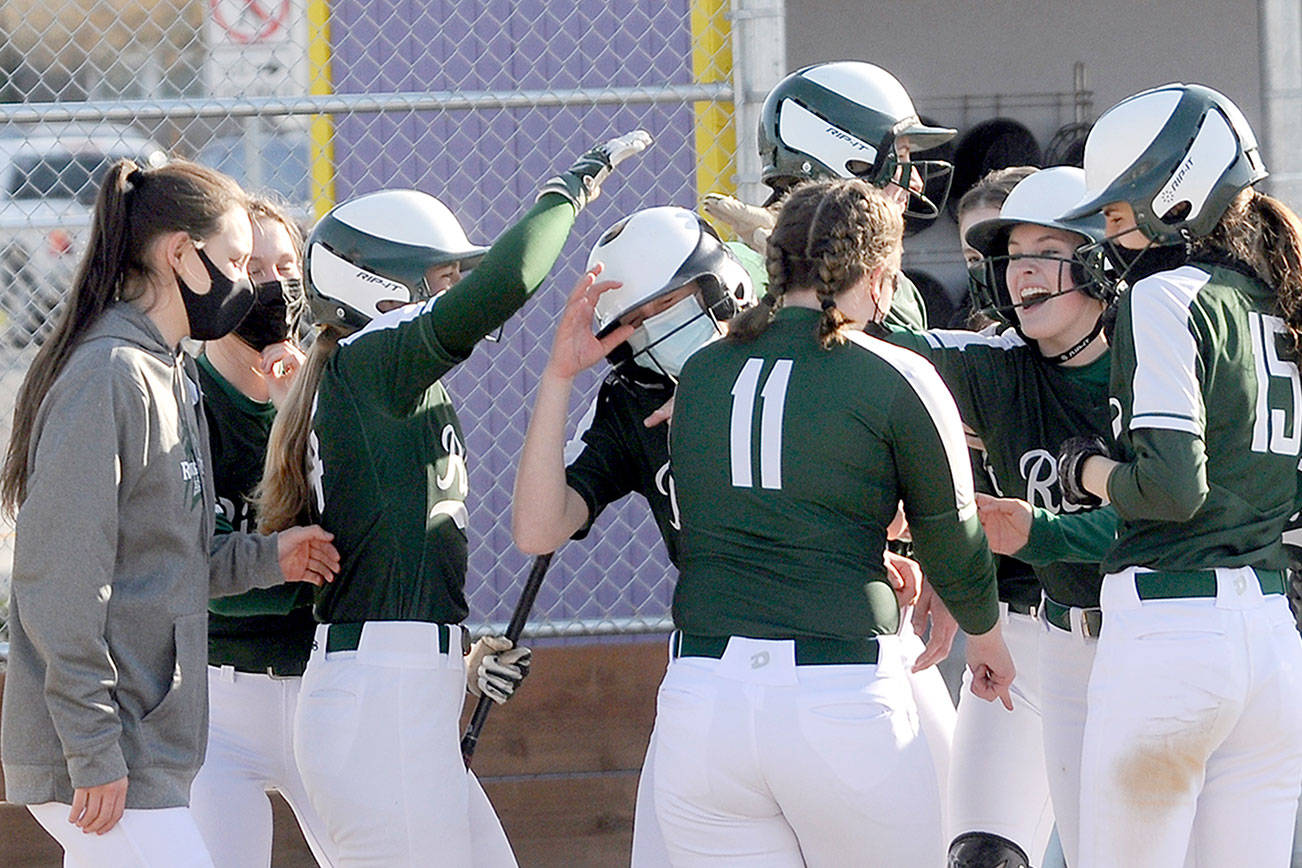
28, 802, 214, 867
189, 667, 339, 867
948, 604, 1054, 862
1079, 566, 1302, 868
293, 622, 517, 868
899, 615, 958, 835
1038, 600, 1098, 868
651, 634, 943, 867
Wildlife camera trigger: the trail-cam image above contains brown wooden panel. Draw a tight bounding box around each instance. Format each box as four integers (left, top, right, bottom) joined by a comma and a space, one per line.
462, 639, 665, 778
485, 772, 639, 868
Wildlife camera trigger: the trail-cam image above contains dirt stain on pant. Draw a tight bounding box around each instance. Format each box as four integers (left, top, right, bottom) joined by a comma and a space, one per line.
1110, 713, 1220, 863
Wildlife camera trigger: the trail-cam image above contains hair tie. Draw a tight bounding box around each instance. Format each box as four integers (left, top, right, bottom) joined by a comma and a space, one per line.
762, 294, 778, 308
820, 297, 837, 312
126, 167, 146, 188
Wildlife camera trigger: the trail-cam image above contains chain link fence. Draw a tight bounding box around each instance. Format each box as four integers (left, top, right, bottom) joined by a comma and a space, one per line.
0, 0, 744, 652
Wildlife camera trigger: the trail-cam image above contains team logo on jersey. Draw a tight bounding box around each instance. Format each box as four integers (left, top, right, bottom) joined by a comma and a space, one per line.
654, 461, 682, 530
436, 424, 468, 498
1019, 448, 1084, 514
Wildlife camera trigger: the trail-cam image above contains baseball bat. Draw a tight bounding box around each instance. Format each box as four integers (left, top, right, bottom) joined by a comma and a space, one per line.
460, 552, 554, 767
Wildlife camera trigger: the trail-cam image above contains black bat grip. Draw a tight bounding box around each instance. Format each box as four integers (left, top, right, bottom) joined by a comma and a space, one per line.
461, 552, 554, 767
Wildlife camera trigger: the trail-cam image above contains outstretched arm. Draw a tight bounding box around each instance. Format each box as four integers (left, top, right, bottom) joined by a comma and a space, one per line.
512, 268, 635, 554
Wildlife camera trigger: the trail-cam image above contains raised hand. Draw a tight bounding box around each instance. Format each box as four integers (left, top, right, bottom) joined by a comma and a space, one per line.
538, 130, 654, 212
545, 265, 635, 381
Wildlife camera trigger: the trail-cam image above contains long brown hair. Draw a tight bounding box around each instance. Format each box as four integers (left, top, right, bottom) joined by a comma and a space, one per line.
1, 158, 246, 515
1192, 188, 1302, 360
728, 177, 903, 348
255, 324, 342, 532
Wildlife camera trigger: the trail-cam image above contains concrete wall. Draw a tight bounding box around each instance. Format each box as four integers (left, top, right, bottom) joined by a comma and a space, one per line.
783, 0, 1263, 300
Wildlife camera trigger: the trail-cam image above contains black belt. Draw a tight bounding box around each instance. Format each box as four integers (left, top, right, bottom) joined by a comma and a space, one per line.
231, 662, 306, 678
1133, 568, 1285, 600
672, 631, 879, 665
324, 621, 459, 654
1043, 597, 1103, 638
1006, 600, 1040, 617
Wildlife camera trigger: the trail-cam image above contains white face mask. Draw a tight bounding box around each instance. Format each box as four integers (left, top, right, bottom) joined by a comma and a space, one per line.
626, 295, 723, 379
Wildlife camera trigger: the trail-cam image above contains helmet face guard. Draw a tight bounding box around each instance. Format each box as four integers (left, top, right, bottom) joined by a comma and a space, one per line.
759, 63, 956, 217
971, 248, 1105, 327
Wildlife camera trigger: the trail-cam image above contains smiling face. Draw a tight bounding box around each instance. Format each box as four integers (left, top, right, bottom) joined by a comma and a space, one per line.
1005, 222, 1103, 354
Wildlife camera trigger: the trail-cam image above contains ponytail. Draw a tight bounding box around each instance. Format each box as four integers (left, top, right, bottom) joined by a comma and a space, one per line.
1193, 189, 1302, 361
255, 325, 342, 532
1, 158, 246, 515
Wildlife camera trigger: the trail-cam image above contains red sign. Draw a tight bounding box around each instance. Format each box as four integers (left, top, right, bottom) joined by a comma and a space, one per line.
210, 0, 291, 44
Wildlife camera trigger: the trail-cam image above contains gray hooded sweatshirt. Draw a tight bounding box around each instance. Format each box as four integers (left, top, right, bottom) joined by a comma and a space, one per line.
1, 303, 285, 809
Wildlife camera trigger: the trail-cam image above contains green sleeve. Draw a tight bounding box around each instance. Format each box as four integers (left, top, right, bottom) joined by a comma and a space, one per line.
1020, 505, 1118, 565
332, 193, 578, 412
890, 370, 999, 635
432, 193, 577, 359
1105, 428, 1208, 522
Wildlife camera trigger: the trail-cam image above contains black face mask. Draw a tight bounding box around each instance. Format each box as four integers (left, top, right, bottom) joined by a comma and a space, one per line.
233, 277, 299, 350
177, 246, 256, 341
1106, 239, 1190, 284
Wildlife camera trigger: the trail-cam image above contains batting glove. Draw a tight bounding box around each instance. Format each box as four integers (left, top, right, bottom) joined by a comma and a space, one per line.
537, 130, 653, 212
1057, 434, 1111, 509
466, 636, 532, 705
701, 193, 775, 253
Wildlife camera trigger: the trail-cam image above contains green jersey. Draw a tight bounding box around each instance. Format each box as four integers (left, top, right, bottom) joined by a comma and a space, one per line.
887, 326, 1112, 607
1103, 262, 1301, 573
198, 356, 315, 675
564, 368, 680, 563
309, 195, 576, 625
670, 308, 998, 639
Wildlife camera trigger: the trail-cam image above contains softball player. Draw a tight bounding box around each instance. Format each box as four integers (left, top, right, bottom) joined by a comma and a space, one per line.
889, 166, 1112, 867
0, 160, 337, 867
253, 132, 650, 867
188, 197, 339, 867
659, 177, 1013, 866
705, 61, 949, 334
512, 205, 757, 866
707, 61, 968, 811
1055, 83, 1302, 866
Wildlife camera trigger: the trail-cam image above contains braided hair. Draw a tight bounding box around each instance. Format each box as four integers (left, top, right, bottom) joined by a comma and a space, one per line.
728, 178, 903, 348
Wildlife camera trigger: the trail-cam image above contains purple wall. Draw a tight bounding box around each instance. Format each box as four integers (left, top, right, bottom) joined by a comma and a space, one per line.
331, 0, 707, 628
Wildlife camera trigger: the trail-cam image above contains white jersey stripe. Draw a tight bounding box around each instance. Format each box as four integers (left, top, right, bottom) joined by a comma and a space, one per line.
846, 331, 976, 518
339, 295, 441, 347
922, 326, 1026, 353
563, 392, 602, 465
1129, 266, 1207, 434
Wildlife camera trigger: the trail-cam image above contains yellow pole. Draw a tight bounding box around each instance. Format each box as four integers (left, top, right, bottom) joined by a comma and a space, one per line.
690, 0, 736, 205
307, 0, 335, 220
